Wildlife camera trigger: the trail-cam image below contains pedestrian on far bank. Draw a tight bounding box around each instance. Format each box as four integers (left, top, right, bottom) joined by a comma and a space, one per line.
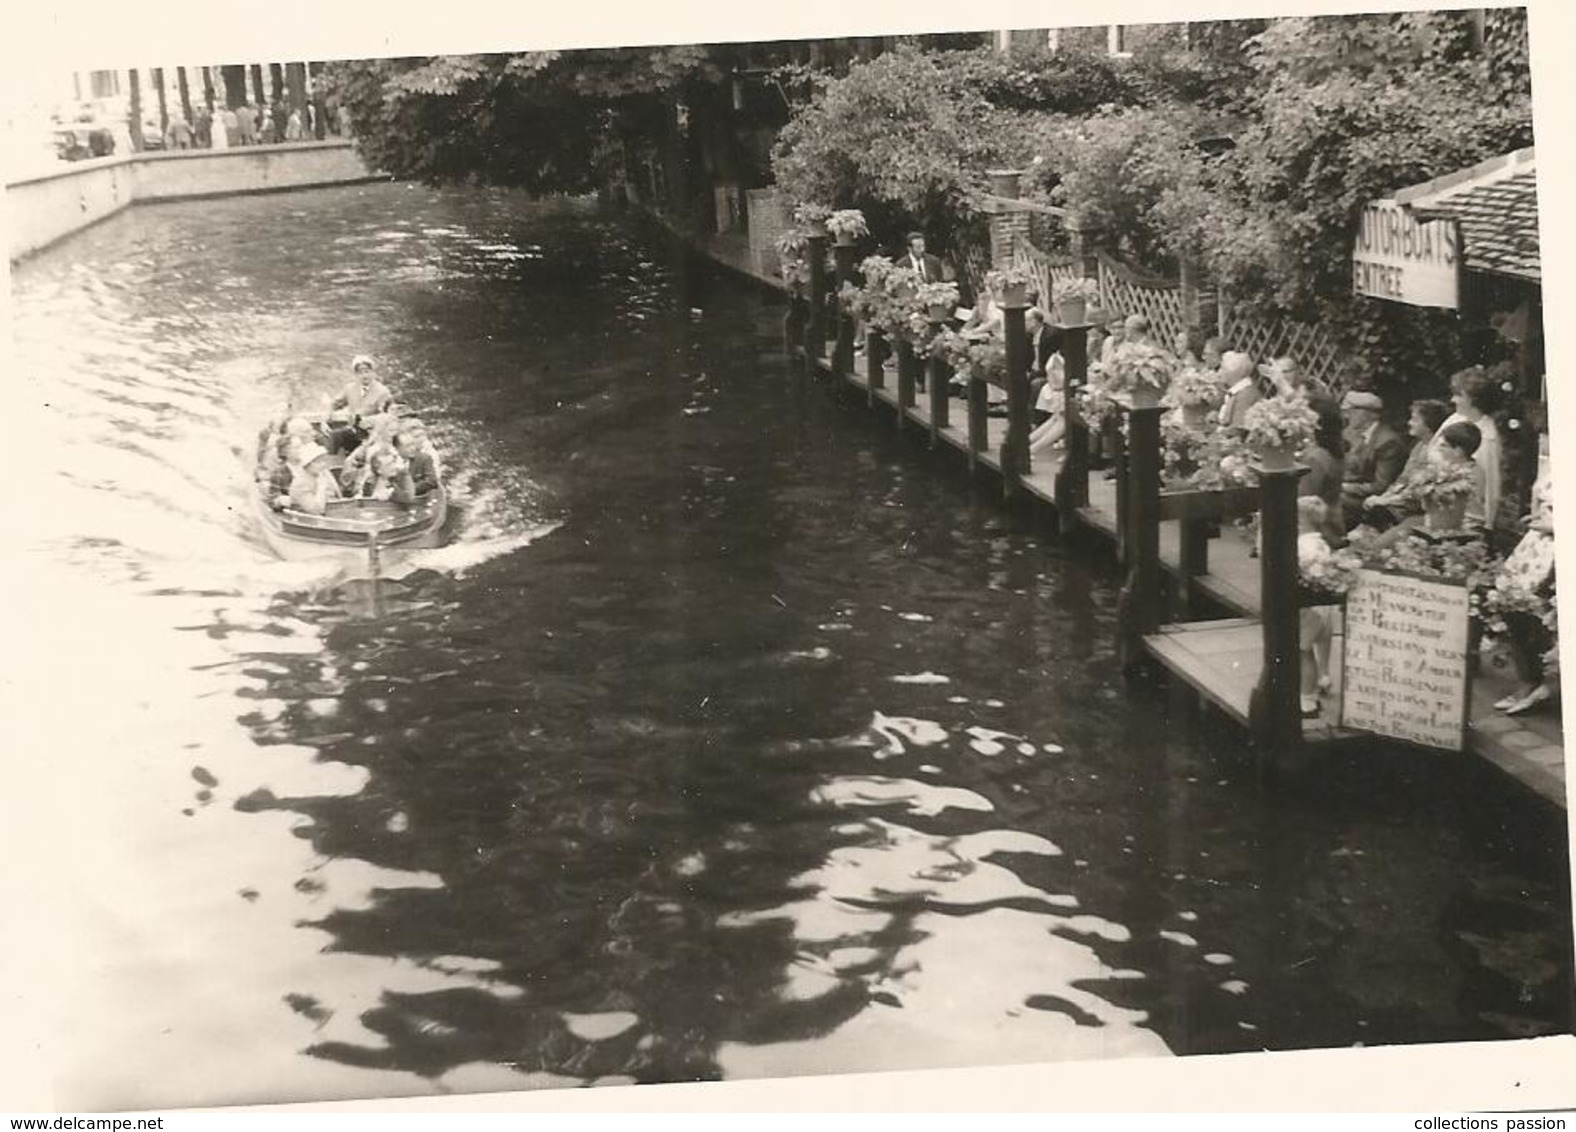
165, 114, 193, 149
195, 105, 213, 148
285, 108, 303, 141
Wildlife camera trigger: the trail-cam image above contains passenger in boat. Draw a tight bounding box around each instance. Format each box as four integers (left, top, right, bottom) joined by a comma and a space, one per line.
286, 444, 343, 515
332, 355, 394, 425
360, 449, 417, 504
394, 421, 442, 495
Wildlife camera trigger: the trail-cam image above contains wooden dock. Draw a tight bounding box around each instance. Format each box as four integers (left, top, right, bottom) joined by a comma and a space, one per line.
689, 226, 1566, 809
829, 344, 1567, 806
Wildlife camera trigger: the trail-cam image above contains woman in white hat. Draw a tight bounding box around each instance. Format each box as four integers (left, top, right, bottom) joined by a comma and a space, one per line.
286, 444, 344, 515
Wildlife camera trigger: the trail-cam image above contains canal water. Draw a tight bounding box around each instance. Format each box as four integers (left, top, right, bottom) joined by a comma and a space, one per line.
9, 183, 1572, 1109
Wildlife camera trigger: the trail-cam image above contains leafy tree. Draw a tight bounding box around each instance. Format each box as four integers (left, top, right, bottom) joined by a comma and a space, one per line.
322, 48, 723, 193
769, 47, 1021, 251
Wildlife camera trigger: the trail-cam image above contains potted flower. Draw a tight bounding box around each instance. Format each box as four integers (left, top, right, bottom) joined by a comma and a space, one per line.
1105, 340, 1175, 410
915, 281, 960, 322
1241, 389, 1318, 469
984, 264, 1036, 309
792, 202, 832, 237
1054, 277, 1101, 326
860, 254, 895, 288
1165, 362, 1224, 428
1299, 544, 1365, 606
825, 208, 869, 247
1409, 458, 1480, 533
1077, 367, 1122, 433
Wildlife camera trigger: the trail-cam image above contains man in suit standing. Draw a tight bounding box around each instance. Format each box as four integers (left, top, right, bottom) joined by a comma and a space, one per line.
903, 232, 946, 284
1340, 389, 1407, 527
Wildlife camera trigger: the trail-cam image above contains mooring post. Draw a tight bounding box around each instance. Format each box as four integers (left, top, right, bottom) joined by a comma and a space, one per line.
866, 329, 885, 405
1113, 424, 1130, 565
1117, 402, 1164, 673
1248, 463, 1310, 761
804, 233, 828, 364
784, 289, 808, 362
1177, 515, 1212, 619
1054, 320, 1093, 534
999, 297, 1030, 498
928, 315, 951, 444
831, 241, 856, 379
896, 337, 919, 428
967, 372, 989, 473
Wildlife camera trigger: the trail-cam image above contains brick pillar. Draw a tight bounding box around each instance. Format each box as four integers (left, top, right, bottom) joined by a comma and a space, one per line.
987, 205, 1034, 271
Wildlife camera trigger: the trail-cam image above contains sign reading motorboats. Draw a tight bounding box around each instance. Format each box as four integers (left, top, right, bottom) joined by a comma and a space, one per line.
1352, 200, 1460, 309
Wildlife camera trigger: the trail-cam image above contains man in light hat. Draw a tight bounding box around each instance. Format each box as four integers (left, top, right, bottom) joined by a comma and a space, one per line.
286, 443, 343, 515
1216, 350, 1261, 430
332, 355, 393, 424
1340, 388, 1405, 526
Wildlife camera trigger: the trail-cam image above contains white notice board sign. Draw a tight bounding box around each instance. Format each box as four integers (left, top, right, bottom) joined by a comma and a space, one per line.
1351, 200, 1460, 310
1341, 569, 1472, 751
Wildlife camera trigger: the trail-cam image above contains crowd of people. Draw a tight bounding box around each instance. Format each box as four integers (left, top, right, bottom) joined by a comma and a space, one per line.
989, 296, 1555, 722
254, 355, 443, 516
161, 97, 349, 150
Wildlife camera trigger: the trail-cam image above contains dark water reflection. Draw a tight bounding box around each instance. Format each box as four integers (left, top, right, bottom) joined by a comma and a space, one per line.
10, 183, 1571, 1106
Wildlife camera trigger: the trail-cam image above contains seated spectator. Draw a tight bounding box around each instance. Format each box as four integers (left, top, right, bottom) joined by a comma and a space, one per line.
1358, 398, 1452, 528
1340, 389, 1407, 526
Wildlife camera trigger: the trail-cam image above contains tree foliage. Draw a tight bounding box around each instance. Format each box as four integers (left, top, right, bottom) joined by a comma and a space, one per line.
322, 47, 722, 191
1030, 11, 1534, 389
769, 47, 1022, 250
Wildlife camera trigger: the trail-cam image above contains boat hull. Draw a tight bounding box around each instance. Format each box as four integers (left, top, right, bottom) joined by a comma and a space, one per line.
253, 488, 451, 565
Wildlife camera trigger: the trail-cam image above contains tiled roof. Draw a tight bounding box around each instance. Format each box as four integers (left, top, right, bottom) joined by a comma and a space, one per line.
1398, 149, 1540, 283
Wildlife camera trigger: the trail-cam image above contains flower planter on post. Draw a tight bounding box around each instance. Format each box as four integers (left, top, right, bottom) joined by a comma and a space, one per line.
804, 233, 829, 364
1056, 297, 1087, 326
1254, 440, 1296, 472
999, 297, 1031, 494
927, 317, 951, 443
1117, 402, 1165, 674
831, 242, 857, 379
1247, 461, 1310, 767
1054, 319, 1094, 535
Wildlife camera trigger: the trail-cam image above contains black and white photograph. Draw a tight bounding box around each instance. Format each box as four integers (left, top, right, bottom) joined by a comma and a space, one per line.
3, 0, 1574, 1114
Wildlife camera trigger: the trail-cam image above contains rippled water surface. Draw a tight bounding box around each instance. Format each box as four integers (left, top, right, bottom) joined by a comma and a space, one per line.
9, 183, 1572, 1109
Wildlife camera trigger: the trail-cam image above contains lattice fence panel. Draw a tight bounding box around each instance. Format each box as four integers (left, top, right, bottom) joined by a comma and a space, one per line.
1013, 240, 1079, 310
1223, 314, 1345, 390
1097, 261, 1190, 347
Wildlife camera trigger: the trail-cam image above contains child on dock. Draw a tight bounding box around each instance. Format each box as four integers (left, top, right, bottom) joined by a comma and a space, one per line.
1297, 497, 1338, 718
